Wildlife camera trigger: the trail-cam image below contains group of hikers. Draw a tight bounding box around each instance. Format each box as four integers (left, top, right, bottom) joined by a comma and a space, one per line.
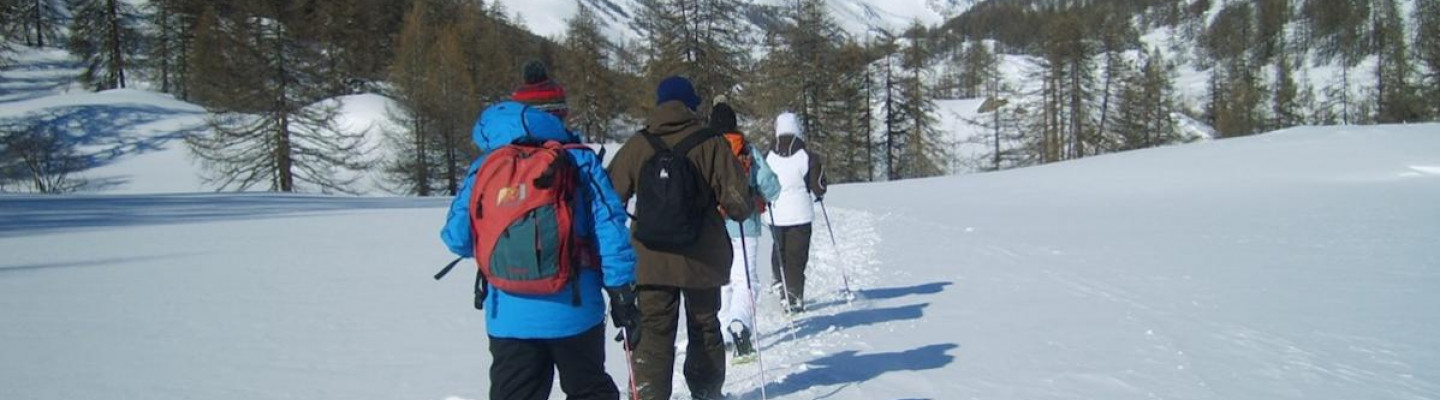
438, 61, 828, 400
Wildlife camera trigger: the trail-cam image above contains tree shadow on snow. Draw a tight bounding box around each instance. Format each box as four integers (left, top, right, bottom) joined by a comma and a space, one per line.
2, 104, 207, 193
771, 303, 930, 343
29, 104, 206, 169
742, 343, 958, 399
0, 194, 447, 237
0, 58, 79, 102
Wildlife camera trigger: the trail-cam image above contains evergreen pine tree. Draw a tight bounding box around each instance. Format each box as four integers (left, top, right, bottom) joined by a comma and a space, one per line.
966, 55, 1025, 172
1272, 54, 1303, 129
1094, 7, 1136, 152
294, 0, 406, 92
959, 40, 997, 99
816, 39, 876, 183
145, 0, 202, 97
68, 0, 143, 91
561, 3, 623, 144
12, 0, 64, 48
637, 0, 752, 105
383, 0, 484, 196
891, 22, 945, 179
1418, 0, 1440, 119
1114, 48, 1182, 151
1256, 0, 1292, 64
1, 0, 19, 64
1206, 2, 1267, 137
1302, 0, 1371, 124
1372, 0, 1422, 123
185, 5, 369, 193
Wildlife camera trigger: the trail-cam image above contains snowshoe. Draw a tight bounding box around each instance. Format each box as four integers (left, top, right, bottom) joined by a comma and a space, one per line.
728, 320, 755, 362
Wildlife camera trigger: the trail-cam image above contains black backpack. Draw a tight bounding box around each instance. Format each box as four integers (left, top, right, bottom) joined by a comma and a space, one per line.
633, 129, 715, 249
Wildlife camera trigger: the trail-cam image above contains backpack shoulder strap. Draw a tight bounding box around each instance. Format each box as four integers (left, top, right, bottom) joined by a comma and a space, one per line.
640, 131, 670, 152
673, 128, 717, 157
560, 143, 596, 153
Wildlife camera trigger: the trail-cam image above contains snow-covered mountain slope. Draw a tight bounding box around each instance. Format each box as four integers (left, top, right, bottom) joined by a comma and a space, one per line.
3, 123, 1437, 399
498, 0, 972, 42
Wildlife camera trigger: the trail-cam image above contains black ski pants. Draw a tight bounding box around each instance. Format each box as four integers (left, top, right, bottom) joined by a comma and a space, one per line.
771, 223, 812, 308
488, 323, 619, 400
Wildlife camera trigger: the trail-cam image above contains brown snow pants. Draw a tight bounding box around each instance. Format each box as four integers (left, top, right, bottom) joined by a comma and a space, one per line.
633, 286, 725, 400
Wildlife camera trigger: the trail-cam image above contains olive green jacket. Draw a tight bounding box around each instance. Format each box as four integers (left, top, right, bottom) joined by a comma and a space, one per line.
607, 101, 754, 288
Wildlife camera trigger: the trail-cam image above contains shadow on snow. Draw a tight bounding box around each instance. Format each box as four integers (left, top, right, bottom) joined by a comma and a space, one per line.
0, 194, 447, 237
769, 303, 930, 343
742, 343, 959, 399
857, 281, 954, 301
2, 103, 207, 192
804, 282, 953, 313
0, 253, 198, 274
0, 58, 79, 102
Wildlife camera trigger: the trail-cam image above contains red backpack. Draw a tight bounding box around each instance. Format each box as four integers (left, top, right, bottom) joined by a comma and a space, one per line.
468, 141, 597, 298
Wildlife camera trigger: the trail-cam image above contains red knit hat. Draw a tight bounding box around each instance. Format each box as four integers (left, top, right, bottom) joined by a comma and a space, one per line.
512, 61, 569, 119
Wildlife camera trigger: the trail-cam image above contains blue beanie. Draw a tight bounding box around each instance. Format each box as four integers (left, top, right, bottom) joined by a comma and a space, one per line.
655, 76, 701, 111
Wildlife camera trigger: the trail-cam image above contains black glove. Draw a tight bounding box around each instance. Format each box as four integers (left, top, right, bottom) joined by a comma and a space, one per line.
606, 285, 641, 348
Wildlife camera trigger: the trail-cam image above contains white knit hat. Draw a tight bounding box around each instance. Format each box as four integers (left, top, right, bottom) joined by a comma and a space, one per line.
775, 112, 802, 139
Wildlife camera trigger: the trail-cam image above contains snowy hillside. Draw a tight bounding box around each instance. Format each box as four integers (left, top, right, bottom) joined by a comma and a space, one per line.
4, 123, 1437, 399
499, 0, 972, 42
0, 45, 398, 195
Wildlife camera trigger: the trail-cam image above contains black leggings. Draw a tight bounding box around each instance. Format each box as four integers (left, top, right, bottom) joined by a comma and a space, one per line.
771, 223, 812, 307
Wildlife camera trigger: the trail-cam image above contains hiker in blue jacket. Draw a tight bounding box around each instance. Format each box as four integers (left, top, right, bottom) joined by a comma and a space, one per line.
441, 100, 639, 400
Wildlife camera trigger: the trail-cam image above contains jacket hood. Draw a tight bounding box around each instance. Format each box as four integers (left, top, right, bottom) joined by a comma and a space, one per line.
645, 100, 703, 136
774, 135, 807, 157
775, 112, 802, 139
472, 101, 578, 152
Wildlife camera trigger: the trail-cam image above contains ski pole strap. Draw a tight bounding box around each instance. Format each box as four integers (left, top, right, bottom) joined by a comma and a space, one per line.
434, 257, 465, 280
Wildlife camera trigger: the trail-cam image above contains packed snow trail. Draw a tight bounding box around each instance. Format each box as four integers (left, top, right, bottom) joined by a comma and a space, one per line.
718, 207, 905, 400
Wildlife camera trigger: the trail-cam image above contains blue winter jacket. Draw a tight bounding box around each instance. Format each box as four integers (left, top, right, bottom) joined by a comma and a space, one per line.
726, 145, 782, 238
441, 102, 636, 339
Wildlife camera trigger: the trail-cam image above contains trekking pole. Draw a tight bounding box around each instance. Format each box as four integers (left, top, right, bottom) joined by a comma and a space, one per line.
766, 206, 799, 342
621, 330, 640, 400
819, 199, 854, 300
739, 225, 769, 400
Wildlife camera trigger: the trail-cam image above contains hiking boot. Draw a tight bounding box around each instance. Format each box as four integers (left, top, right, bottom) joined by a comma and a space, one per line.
783, 298, 804, 314
728, 320, 754, 357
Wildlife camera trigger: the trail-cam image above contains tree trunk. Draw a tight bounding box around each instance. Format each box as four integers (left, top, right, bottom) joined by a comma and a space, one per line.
413, 117, 430, 196
33, 0, 44, 48
158, 5, 171, 93
1069, 59, 1084, 159
107, 0, 127, 88
275, 34, 294, 192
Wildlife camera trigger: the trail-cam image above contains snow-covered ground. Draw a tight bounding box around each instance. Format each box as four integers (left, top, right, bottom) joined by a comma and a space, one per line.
4, 123, 1438, 399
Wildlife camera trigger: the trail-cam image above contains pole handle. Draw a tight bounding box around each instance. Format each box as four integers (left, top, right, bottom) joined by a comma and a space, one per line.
434, 257, 465, 280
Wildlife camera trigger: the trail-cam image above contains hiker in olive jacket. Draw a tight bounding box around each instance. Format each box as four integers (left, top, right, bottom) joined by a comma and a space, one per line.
606, 76, 753, 400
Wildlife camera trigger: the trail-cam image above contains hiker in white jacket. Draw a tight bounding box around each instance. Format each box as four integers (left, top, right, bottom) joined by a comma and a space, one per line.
764, 112, 826, 313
